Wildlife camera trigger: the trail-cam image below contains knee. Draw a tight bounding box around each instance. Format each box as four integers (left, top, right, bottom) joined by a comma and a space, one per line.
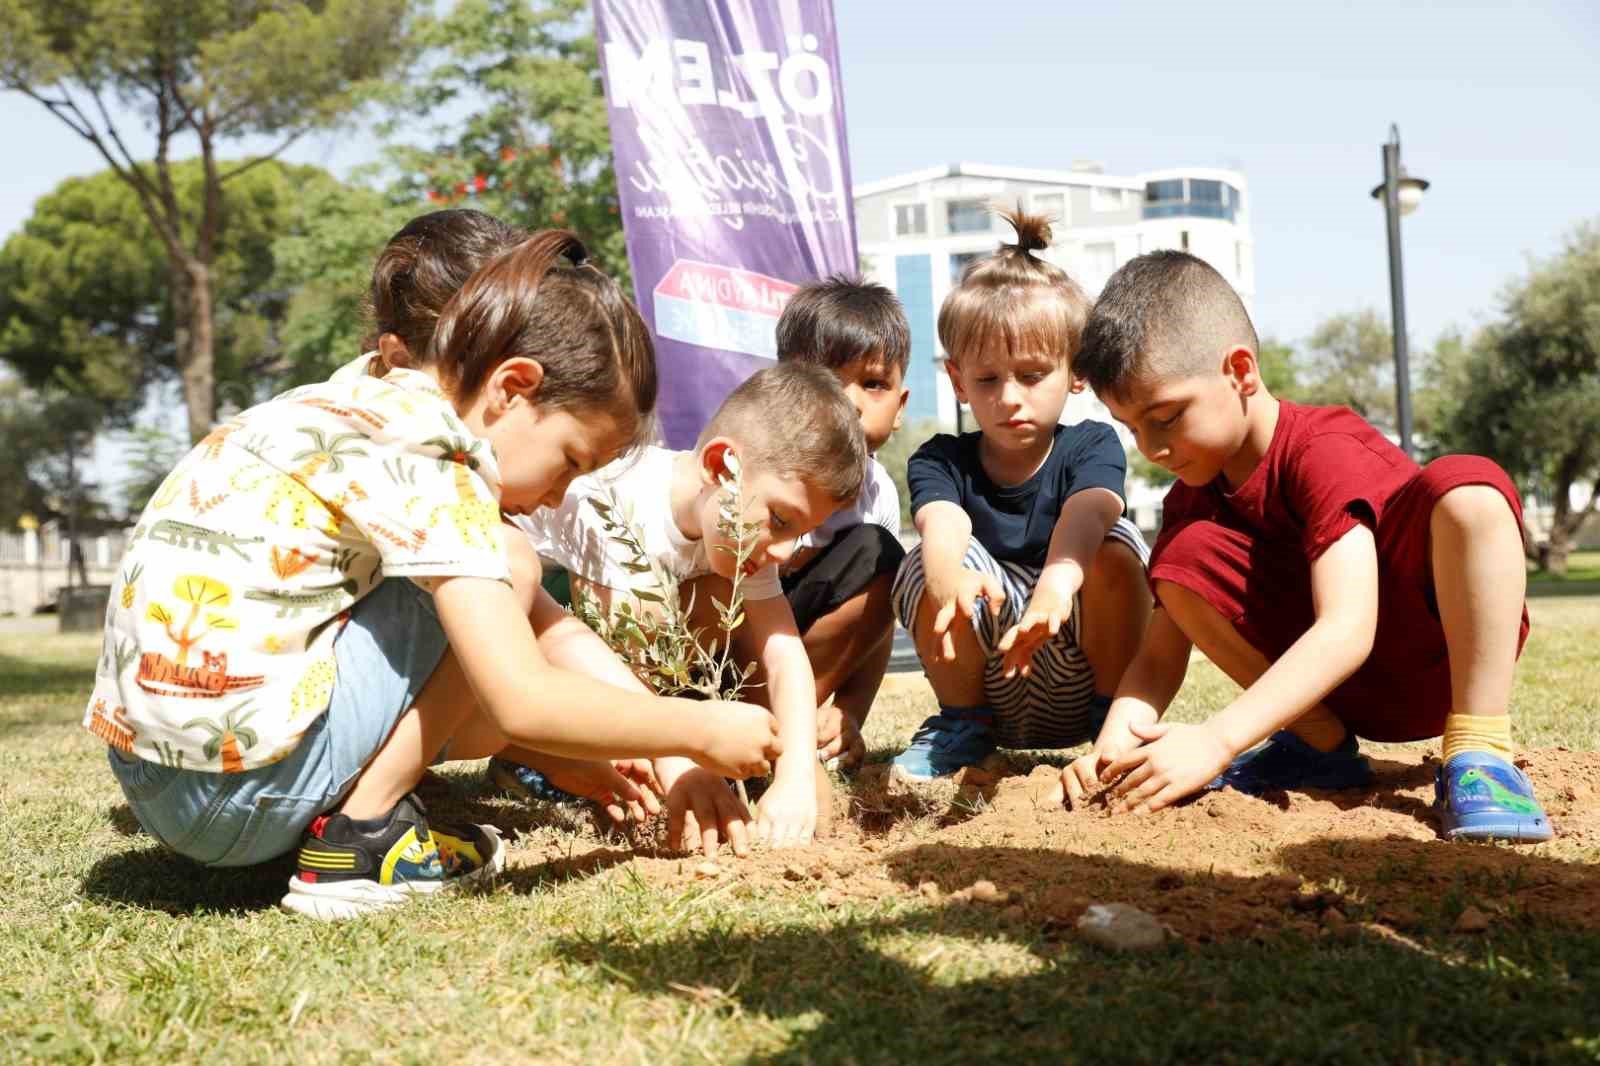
1432, 484, 1516, 537
1089, 539, 1149, 598
1154, 579, 1222, 632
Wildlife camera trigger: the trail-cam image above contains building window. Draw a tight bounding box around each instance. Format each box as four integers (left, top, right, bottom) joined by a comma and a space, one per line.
1032, 192, 1066, 225
1092, 186, 1125, 212
894, 203, 927, 237
950, 250, 985, 283
1145, 179, 1185, 204
1190, 179, 1224, 210
946, 199, 992, 234
1084, 241, 1116, 279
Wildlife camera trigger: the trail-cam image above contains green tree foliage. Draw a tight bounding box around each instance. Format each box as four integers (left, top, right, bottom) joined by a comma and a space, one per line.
1, 0, 418, 441
0, 377, 103, 528
1428, 222, 1600, 574
268, 182, 415, 388
380, 0, 628, 282
0, 160, 351, 419
1256, 337, 1301, 398
1297, 309, 1397, 432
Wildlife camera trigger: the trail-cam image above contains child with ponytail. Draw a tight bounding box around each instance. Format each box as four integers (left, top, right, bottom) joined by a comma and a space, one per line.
889, 208, 1153, 781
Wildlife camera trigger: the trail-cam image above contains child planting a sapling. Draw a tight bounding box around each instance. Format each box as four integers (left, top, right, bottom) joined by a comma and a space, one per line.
510, 362, 867, 855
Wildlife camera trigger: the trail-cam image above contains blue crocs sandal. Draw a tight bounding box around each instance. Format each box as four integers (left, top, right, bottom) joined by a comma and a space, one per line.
488, 756, 588, 808
1435, 751, 1553, 843
1207, 730, 1375, 794
890, 712, 997, 782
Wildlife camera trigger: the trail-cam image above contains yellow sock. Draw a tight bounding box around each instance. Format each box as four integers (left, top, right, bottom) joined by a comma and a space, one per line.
1286, 704, 1348, 753
1441, 713, 1514, 763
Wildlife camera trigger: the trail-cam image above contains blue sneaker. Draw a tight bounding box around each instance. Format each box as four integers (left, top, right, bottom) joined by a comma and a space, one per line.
1435, 751, 1553, 842
1208, 730, 1375, 794
890, 712, 997, 782
488, 756, 587, 807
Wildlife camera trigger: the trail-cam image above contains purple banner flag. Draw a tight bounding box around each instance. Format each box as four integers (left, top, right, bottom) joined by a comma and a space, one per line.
593, 0, 857, 447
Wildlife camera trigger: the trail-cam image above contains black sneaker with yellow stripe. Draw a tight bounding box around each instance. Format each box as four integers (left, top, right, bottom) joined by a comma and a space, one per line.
280, 793, 503, 920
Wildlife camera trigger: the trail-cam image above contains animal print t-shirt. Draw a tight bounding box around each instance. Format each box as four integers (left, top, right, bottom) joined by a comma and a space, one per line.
82, 355, 511, 773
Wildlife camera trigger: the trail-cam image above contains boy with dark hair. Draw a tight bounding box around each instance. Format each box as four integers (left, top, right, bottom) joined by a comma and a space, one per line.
1062, 250, 1552, 842
775, 275, 911, 769
514, 361, 867, 853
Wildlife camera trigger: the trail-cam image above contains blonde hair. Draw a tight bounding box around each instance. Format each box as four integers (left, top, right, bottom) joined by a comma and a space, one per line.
936, 205, 1090, 367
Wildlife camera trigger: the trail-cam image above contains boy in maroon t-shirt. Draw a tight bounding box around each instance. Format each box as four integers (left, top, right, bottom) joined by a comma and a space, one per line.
1056, 250, 1550, 842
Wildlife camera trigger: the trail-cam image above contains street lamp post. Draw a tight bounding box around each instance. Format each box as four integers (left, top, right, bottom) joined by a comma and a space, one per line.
1370, 123, 1429, 459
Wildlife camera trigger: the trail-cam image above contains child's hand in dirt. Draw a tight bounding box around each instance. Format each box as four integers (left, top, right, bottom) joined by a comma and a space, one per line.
661, 763, 753, 859
997, 578, 1075, 679
538, 757, 662, 824
690, 700, 783, 779
927, 567, 1005, 663
753, 770, 817, 848
1101, 721, 1233, 814
815, 699, 866, 771
1062, 703, 1158, 810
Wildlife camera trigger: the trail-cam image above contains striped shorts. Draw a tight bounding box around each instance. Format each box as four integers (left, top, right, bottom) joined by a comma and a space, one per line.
891, 518, 1149, 749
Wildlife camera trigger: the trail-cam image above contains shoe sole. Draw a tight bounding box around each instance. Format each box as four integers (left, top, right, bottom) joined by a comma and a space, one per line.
888, 751, 1002, 786
280, 825, 505, 920
1439, 812, 1553, 844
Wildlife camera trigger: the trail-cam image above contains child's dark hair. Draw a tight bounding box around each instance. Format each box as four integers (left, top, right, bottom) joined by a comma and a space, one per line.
1077, 250, 1259, 402
937, 206, 1089, 366
776, 275, 911, 376
364, 209, 527, 356
698, 362, 866, 504
429, 231, 658, 444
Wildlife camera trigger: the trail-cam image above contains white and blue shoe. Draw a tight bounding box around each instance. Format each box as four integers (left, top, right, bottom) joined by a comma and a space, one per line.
890, 710, 996, 783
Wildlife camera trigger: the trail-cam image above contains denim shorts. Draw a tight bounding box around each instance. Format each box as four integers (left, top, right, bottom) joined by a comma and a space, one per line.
107, 577, 450, 867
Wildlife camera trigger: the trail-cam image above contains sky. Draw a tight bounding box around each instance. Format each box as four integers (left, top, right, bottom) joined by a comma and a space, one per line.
2, 0, 1598, 467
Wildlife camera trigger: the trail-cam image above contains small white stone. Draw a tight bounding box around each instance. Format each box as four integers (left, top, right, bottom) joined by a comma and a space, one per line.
1076, 903, 1168, 952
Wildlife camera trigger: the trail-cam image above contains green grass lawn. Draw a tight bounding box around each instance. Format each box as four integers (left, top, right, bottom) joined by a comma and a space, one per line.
2, 603, 1598, 1065
1529, 549, 1600, 585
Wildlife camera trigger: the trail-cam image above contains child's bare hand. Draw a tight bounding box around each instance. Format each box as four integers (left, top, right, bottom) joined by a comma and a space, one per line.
815, 699, 866, 770
693, 700, 782, 779
539, 758, 661, 824
929, 568, 1005, 662
754, 772, 817, 848
663, 766, 752, 859
1101, 721, 1233, 815
997, 584, 1073, 678
1062, 750, 1115, 810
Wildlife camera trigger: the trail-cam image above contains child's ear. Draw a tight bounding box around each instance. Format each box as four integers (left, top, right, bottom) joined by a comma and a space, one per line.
892, 386, 909, 432
1223, 347, 1260, 397
494, 357, 546, 413
374, 333, 412, 374
698, 436, 740, 486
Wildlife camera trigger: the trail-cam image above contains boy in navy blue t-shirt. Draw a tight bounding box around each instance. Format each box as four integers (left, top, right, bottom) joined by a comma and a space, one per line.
891, 209, 1151, 781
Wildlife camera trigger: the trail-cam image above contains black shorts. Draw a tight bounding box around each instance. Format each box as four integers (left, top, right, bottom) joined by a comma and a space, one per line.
781, 523, 906, 634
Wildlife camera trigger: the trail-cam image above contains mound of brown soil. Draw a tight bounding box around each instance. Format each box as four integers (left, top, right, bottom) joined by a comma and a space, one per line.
497, 747, 1600, 945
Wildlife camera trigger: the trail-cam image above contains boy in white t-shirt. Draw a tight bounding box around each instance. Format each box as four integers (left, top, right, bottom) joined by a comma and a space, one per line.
773, 276, 912, 770
515, 363, 867, 851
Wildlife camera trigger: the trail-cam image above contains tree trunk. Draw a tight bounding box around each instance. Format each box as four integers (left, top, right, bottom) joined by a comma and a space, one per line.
178, 259, 216, 443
